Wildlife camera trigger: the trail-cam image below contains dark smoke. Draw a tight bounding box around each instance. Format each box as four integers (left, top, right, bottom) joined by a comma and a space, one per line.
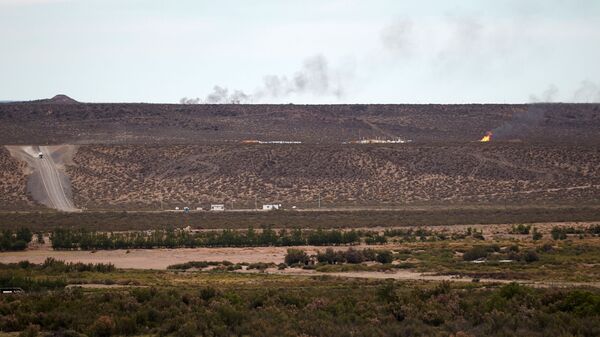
179, 54, 346, 104
203, 86, 250, 104
258, 54, 344, 99
179, 97, 200, 104
490, 104, 547, 140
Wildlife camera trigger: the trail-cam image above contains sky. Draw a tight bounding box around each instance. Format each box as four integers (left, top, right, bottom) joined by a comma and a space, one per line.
1, 0, 600, 104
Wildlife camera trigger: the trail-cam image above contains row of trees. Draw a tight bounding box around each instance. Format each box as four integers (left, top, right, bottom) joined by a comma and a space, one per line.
0, 228, 33, 251
50, 227, 363, 250
551, 225, 600, 240
1, 258, 115, 273
284, 247, 394, 265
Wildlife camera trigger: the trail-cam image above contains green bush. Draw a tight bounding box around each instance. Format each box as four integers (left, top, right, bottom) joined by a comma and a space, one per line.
376, 250, 394, 264
344, 248, 364, 264
463, 246, 490, 261
532, 228, 543, 241
551, 227, 568, 240
89, 316, 115, 337
511, 224, 531, 235
0, 228, 33, 251
523, 250, 539, 263
284, 249, 309, 265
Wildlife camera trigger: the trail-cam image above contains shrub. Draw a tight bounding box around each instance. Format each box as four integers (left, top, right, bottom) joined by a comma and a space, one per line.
18, 324, 40, 337
463, 246, 490, 261
538, 243, 554, 253
284, 249, 309, 265
472, 232, 485, 240
558, 291, 600, 316
376, 250, 394, 264
345, 248, 364, 264
89, 316, 115, 337
247, 262, 275, 270
551, 227, 568, 240
0, 228, 33, 251
523, 250, 539, 263
511, 224, 531, 235
365, 235, 387, 245
532, 228, 543, 241
200, 287, 218, 301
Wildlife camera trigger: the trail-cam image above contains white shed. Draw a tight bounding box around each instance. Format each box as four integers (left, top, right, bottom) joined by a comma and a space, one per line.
262, 204, 282, 211
210, 204, 225, 211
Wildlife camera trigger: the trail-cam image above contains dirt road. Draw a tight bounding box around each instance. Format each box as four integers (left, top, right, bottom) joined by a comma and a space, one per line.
36, 146, 77, 211
6, 145, 78, 212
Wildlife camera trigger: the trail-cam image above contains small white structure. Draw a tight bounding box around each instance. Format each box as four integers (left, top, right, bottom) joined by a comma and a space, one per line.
196, 207, 203, 211
175, 207, 180, 211
210, 204, 225, 211
262, 204, 282, 211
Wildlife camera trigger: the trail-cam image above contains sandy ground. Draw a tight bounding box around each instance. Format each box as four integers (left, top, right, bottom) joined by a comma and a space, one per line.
0, 245, 289, 269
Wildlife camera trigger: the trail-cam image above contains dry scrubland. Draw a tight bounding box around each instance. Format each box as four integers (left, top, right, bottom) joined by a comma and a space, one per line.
1, 102, 600, 144
63, 143, 600, 209
0, 147, 31, 209
2, 101, 600, 336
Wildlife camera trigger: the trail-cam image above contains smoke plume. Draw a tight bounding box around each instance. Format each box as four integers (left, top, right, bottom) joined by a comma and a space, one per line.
180, 54, 346, 104
380, 18, 413, 56
491, 104, 547, 140
179, 97, 200, 104
529, 84, 559, 103
573, 80, 600, 103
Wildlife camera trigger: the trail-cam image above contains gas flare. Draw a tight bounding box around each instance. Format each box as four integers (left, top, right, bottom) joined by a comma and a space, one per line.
480, 131, 492, 142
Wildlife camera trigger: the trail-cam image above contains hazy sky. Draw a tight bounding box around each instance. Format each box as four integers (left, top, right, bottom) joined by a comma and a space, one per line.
1, 0, 599, 103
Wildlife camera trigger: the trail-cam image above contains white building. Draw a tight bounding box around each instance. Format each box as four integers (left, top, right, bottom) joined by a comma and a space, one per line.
210, 204, 225, 211
262, 204, 282, 211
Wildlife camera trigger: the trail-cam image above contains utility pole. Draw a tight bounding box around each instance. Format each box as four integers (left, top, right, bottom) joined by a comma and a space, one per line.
318, 193, 321, 209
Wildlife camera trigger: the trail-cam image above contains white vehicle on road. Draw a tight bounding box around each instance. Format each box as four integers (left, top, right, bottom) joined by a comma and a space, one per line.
38, 152, 43, 159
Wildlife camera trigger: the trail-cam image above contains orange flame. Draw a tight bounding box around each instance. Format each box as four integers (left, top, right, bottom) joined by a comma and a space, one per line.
480, 131, 492, 142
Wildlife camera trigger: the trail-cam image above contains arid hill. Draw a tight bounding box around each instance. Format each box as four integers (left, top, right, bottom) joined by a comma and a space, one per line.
0, 147, 31, 209
53, 143, 599, 210
0, 102, 599, 144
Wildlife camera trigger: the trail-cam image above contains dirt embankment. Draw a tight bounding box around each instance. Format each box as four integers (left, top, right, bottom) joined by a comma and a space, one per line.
5, 145, 79, 212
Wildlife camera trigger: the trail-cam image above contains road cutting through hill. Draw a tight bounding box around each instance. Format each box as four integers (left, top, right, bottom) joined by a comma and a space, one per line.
6, 145, 79, 212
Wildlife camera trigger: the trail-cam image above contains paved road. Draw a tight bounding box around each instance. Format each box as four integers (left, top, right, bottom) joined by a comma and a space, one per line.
34, 146, 78, 212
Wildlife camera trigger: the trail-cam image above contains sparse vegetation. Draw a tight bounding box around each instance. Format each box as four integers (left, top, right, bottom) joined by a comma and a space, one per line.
0, 260, 599, 336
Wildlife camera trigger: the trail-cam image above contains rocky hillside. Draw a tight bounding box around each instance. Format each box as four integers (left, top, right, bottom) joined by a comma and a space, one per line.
1, 102, 599, 144
63, 143, 600, 210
